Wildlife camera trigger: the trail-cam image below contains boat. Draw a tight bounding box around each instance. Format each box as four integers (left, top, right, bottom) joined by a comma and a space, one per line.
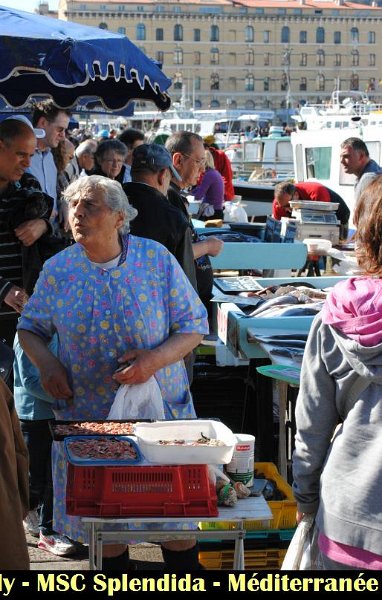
291, 90, 382, 131
225, 133, 294, 181
291, 118, 382, 227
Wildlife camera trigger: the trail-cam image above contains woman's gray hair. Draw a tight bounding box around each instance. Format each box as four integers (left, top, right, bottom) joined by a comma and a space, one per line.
63, 175, 137, 235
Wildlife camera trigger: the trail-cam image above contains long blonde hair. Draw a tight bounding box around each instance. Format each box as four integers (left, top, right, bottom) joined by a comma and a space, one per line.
205, 149, 215, 170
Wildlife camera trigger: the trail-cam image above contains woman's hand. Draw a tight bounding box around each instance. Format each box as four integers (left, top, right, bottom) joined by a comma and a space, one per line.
39, 356, 73, 403
112, 348, 158, 385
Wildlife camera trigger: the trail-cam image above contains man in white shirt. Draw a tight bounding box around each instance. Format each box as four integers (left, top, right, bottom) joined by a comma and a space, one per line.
29, 100, 71, 226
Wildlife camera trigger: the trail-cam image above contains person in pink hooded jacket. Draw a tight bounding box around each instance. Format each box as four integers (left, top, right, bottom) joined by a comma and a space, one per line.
293, 174, 382, 570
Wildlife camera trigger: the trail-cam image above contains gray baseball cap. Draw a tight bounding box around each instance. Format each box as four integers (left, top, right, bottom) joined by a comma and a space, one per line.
4, 114, 45, 139
132, 143, 182, 181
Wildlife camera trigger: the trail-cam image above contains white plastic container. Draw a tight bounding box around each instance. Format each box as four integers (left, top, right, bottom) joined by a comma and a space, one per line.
226, 434, 255, 487
135, 420, 236, 465
303, 238, 332, 254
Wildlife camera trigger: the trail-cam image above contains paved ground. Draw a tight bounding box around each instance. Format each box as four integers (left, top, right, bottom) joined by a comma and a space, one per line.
27, 532, 164, 571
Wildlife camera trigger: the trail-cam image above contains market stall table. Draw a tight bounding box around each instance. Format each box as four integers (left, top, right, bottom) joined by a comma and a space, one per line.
83, 495, 272, 570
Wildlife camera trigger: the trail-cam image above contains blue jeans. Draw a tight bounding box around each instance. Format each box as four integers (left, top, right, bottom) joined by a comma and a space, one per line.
20, 419, 54, 534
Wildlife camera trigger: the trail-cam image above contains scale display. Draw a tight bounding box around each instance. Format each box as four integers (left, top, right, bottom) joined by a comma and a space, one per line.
293, 210, 339, 225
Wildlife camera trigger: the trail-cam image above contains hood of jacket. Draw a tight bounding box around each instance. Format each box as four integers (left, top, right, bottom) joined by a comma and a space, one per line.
321, 277, 382, 383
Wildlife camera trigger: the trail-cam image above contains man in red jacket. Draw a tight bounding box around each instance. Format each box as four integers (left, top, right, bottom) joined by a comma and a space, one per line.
272, 180, 350, 239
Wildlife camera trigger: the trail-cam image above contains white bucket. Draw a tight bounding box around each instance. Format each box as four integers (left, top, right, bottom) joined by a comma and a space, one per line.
225, 433, 255, 487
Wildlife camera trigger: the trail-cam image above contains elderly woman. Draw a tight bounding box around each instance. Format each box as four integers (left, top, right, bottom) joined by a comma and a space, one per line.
92, 139, 128, 183
17, 175, 209, 570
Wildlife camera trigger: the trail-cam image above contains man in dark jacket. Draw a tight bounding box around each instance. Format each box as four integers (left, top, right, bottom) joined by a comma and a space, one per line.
0, 116, 51, 345
123, 143, 197, 291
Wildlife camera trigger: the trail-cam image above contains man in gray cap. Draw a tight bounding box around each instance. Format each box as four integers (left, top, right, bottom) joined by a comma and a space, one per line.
124, 143, 197, 291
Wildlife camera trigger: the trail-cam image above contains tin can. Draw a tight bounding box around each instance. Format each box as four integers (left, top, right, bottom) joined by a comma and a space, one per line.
225, 433, 255, 487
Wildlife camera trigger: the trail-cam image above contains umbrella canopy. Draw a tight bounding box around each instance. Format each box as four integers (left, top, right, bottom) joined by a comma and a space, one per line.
0, 6, 171, 111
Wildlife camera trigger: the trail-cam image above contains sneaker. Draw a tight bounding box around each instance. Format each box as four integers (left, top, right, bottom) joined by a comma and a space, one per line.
38, 532, 76, 557
23, 509, 40, 537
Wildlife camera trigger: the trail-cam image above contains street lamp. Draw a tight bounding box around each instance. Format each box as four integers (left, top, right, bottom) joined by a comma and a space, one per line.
283, 48, 292, 126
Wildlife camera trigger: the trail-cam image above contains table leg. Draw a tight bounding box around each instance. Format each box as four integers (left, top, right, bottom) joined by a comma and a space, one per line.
233, 529, 245, 570
277, 381, 288, 481
88, 522, 96, 570
96, 532, 103, 570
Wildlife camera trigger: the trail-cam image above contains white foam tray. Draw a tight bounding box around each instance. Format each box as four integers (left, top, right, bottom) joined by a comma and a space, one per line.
135, 420, 236, 465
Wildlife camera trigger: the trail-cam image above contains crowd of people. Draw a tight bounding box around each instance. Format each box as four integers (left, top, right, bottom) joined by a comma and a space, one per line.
2, 100, 382, 573
0, 103, 226, 569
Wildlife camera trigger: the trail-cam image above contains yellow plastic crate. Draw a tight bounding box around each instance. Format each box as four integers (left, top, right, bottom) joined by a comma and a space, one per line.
199, 548, 287, 570
199, 461, 296, 531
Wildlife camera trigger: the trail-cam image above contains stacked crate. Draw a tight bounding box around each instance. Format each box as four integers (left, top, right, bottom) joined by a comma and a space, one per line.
198, 462, 296, 570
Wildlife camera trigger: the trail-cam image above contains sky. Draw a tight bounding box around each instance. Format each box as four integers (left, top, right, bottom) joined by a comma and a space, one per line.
1, 0, 59, 13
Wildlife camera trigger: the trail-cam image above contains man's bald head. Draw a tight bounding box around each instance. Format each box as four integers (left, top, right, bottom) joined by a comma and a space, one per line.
0, 120, 37, 189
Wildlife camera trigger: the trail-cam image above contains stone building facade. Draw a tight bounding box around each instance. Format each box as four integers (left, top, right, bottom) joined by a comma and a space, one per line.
52, 0, 382, 111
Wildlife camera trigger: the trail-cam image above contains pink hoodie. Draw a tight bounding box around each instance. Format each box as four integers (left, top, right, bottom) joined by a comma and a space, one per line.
321, 277, 382, 347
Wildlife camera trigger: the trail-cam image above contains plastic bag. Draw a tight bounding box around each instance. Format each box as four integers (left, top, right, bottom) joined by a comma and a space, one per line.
223, 201, 248, 223
107, 376, 165, 420
281, 514, 323, 570
196, 202, 215, 219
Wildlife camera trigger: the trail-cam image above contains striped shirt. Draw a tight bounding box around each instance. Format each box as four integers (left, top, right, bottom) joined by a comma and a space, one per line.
0, 173, 42, 319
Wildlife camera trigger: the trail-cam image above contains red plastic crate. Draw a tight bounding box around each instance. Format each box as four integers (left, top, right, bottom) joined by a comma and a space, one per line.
66, 463, 218, 517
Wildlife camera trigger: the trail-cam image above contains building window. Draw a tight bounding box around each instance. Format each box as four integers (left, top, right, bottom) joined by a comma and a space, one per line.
210, 99, 220, 108
210, 73, 219, 90
210, 48, 219, 65
245, 25, 254, 42
369, 53, 376, 67
211, 25, 219, 42
351, 27, 359, 43
136, 23, 145, 40
194, 76, 201, 90
194, 28, 200, 42
194, 99, 202, 108
264, 52, 270, 66
174, 24, 183, 42
334, 31, 341, 44
300, 53, 307, 67
351, 49, 359, 67
194, 51, 201, 65
300, 77, 307, 91
117, 26, 126, 34
174, 48, 183, 64
245, 74, 254, 91
99, 22, 108, 29
369, 31, 376, 44
264, 30, 270, 43
156, 51, 164, 63
264, 77, 270, 92
367, 77, 376, 92
317, 49, 325, 66
281, 26, 290, 44
316, 74, 325, 92
281, 73, 288, 92
350, 73, 359, 90
156, 28, 164, 41
300, 30, 307, 43
245, 49, 254, 66
334, 54, 341, 67
316, 27, 325, 44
